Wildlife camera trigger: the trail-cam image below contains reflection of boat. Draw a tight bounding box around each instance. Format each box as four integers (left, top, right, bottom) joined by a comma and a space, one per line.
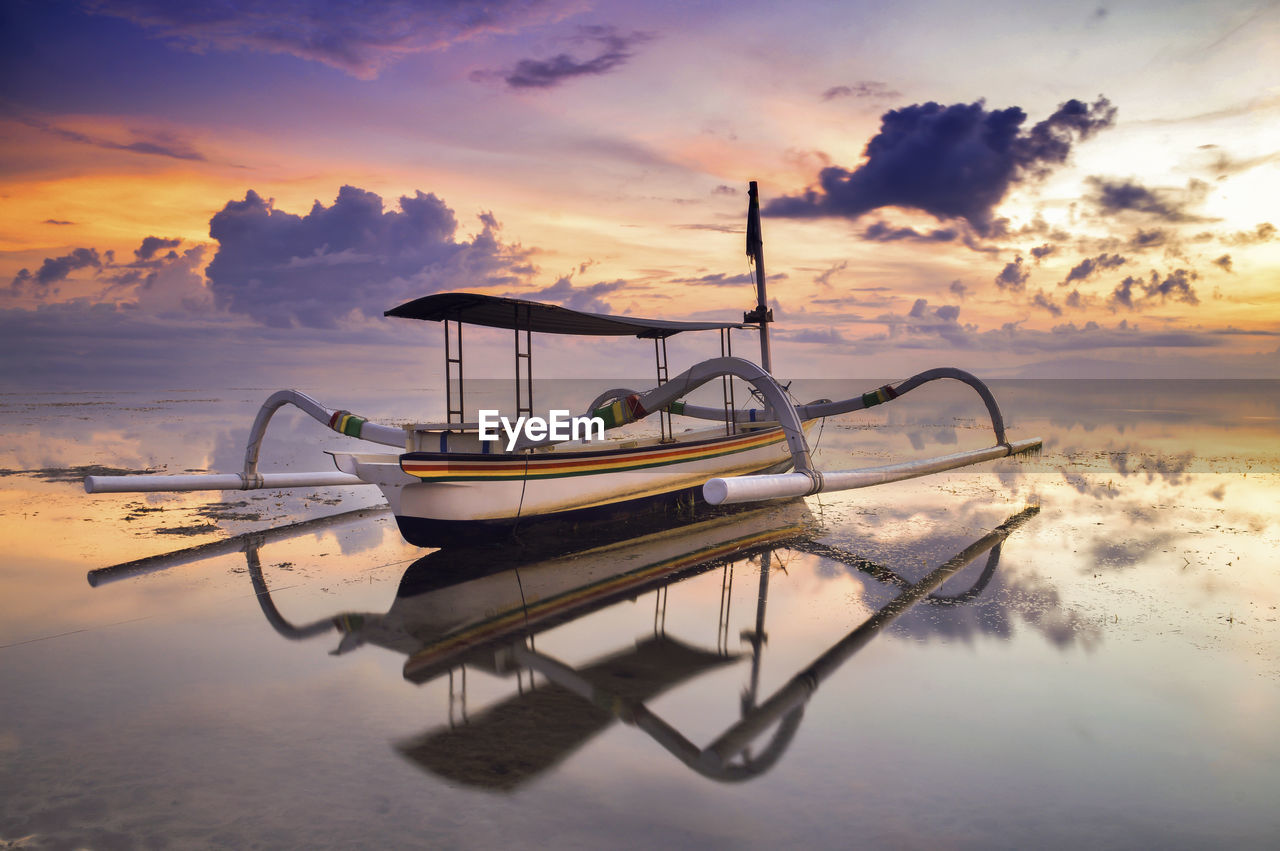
84, 183, 1040, 547
93, 501, 1037, 787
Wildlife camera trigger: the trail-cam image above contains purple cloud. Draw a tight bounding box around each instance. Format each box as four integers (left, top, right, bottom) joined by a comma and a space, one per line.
475, 25, 653, 90
87, 0, 578, 79
766, 97, 1115, 235
994, 256, 1029, 292
9, 247, 102, 294
1061, 252, 1126, 286
525, 277, 625, 313
205, 186, 533, 328
821, 81, 901, 101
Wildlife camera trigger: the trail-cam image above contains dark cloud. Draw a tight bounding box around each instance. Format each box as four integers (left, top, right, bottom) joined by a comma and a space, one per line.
1213, 254, 1233, 272
1110, 277, 1138, 310
674, 223, 738, 233
1086, 176, 1211, 222
1194, 144, 1280, 179
205, 186, 532, 328
476, 26, 653, 89
860, 221, 958, 243
766, 96, 1115, 235
712, 185, 737, 196
10, 110, 205, 161
87, 0, 575, 80
1032, 291, 1063, 317
43, 219, 75, 226
821, 81, 901, 101
948, 280, 968, 300
1147, 268, 1199, 304
875, 298, 970, 346
9, 247, 102, 293
863, 302, 1219, 354
1065, 289, 1085, 310
1030, 243, 1057, 261
1061, 252, 1126, 286
908, 298, 960, 322
994, 256, 1029, 292
1223, 222, 1276, 246
135, 236, 182, 262
773, 327, 847, 344
1109, 269, 1199, 310
1127, 228, 1170, 250
814, 261, 847, 288
526, 277, 625, 313
668, 272, 754, 287
122, 246, 211, 314
667, 271, 789, 287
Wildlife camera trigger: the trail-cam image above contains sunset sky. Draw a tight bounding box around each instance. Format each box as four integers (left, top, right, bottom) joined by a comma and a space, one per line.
2, 0, 1278, 391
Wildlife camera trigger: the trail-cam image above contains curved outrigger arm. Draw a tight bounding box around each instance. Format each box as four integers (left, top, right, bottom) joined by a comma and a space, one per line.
586, 366, 1008, 444
517, 356, 820, 476
84, 389, 398, 494
568, 360, 1040, 505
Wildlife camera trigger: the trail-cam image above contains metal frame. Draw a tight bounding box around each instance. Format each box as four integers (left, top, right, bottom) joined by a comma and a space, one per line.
514, 303, 533, 421
444, 319, 465, 426
654, 336, 673, 443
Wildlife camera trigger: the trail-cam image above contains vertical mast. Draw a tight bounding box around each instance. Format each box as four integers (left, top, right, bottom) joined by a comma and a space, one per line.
745, 181, 774, 373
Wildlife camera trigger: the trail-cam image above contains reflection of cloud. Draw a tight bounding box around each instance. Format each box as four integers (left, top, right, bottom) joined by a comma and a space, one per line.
1090, 533, 1177, 569
1059, 469, 1118, 499
814, 540, 1100, 650
1107, 449, 1195, 485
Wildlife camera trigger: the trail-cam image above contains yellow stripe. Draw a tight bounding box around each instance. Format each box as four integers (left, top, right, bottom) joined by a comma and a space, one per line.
402, 428, 785, 481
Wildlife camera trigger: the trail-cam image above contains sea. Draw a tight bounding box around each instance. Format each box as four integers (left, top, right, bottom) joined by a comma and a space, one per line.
1, 379, 1277, 848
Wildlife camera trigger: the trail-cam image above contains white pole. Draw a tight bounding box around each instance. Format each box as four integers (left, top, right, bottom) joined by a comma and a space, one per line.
85, 471, 367, 494
703, 437, 1041, 505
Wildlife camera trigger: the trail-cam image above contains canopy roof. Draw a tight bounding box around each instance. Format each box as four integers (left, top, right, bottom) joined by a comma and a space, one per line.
385, 292, 748, 339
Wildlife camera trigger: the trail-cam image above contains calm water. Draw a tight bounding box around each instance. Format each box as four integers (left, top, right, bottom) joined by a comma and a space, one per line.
1, 380, 1277, 848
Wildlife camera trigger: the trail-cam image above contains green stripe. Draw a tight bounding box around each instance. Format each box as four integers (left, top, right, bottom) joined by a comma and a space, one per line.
341, 414, 367, 437
591, 400, 626, 429
408, 435, 783, 481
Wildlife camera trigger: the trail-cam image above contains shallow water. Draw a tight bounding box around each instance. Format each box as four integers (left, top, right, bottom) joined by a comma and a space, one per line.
1, 380, 1277, 848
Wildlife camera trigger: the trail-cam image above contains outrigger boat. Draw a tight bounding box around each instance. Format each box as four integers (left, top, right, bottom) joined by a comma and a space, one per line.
84, 183, 1041, 547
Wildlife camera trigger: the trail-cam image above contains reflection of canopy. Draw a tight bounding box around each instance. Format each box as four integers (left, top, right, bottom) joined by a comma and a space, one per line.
396, 636, 737, 792
385, 292, 747, 339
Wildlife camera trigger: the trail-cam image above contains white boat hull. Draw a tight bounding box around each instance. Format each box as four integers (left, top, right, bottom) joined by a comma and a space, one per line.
336, 423, 808, 546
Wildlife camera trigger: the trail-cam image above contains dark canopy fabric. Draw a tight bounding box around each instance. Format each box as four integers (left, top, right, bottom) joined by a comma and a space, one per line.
385, 292, 747, 338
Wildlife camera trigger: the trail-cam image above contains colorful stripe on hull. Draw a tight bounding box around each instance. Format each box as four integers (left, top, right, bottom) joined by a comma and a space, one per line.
399, 427, 788, 482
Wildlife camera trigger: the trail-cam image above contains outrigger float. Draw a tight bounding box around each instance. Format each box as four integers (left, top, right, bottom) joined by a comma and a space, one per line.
85, 182, 1041, 547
